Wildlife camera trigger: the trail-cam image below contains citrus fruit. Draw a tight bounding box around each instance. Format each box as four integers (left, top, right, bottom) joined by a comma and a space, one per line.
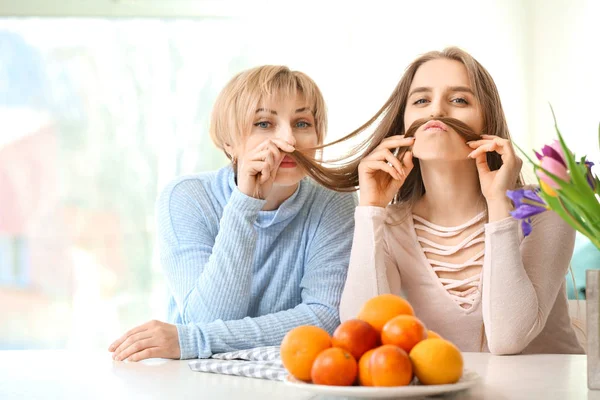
409, 338, 463, 385
280, 325, 331, 382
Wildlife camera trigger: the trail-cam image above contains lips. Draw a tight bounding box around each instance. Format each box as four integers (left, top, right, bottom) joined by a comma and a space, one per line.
422, 120, 449, 132
280, 155, 297, 168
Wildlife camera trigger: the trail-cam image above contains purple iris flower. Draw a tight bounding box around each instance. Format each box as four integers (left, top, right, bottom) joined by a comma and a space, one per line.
506, 188, 548, 236
584, 161, 595, 189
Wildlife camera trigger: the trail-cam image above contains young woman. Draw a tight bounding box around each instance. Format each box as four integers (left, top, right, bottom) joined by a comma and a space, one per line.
336, 48, 583, 354
109, 66, 357, 361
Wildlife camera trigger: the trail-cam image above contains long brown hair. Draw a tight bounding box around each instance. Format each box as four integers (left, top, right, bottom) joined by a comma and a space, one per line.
292, 47, 523, 203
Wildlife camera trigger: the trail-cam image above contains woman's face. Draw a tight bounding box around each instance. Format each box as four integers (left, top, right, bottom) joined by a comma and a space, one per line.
238, 94, 319, 187
404, 58, 484, 161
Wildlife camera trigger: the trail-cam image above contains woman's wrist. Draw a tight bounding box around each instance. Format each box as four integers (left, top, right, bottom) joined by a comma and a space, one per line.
359, 199, 387, 208
486, 197, 513, 222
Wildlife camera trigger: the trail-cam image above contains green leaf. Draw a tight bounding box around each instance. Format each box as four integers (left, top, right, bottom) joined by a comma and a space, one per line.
512, 141, 537, 165
531, 163, 600, 225
540, 192, 592, 237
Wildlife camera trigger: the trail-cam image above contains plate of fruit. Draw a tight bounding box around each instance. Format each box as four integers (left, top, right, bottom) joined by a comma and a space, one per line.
281, 294, 481, 398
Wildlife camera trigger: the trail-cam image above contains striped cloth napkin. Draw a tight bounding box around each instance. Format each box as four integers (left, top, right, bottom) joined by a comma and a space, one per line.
188, 346, 287, 381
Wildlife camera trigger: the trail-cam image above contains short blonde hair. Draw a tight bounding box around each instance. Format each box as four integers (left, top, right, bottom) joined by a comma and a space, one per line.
209, 65, 327, 158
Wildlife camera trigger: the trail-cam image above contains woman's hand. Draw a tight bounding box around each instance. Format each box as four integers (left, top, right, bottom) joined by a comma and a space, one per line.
108, 320, 180, 362
468, 135, 523, 221
358, 135, 415, 208
467, 135, 523, 202
237, 138, 295, 199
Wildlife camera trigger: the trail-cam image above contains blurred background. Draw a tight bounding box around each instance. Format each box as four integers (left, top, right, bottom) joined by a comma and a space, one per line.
0, 0, 598, 350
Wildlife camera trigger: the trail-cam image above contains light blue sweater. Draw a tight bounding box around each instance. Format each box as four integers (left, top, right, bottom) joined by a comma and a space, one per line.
156, 166, 357, 359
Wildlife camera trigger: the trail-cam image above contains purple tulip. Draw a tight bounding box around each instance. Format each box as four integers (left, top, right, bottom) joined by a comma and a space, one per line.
506, 188, 549, 236
536, 154, 570, 190
535, 140, 566, 166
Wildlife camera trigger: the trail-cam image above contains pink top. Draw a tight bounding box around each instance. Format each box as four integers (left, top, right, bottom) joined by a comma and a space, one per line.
339, 204, 584, 354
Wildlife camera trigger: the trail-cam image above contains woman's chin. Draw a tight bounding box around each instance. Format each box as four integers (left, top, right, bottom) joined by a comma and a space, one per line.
274, 170, 305, 187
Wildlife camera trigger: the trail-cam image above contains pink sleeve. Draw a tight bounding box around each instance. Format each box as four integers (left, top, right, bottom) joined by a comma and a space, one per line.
481, 211, 575, 354
339, 206, 401, 322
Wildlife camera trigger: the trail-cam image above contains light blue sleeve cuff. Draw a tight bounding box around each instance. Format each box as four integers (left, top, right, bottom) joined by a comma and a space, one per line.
226, 187, 267, 214
176, 323, 211, 360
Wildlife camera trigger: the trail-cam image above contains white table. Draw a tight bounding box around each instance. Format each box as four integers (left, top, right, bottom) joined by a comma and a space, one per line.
0, 351, 595, 400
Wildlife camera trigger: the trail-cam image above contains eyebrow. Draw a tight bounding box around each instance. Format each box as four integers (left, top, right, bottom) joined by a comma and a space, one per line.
256, 108, 277, 115
255, 107, 312, 115
408, 86, 475, 97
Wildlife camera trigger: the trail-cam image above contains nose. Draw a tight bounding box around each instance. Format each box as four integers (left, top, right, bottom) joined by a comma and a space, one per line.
429, 98, 447, 119
276, 125, 296, 146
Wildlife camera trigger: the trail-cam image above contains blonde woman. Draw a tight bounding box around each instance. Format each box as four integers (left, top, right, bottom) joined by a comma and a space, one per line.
109, 66, 357, 361
334, 48, 583, 354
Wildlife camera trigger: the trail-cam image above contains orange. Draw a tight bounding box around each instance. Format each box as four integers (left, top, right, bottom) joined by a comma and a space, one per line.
381, 315, 427, 353
409, 338, 464, 385
332, 319, 379, 360
427, 330, 442, 339
311, 347, 358, 386
358, 348, 376, 386
357, 294, 414, 333
369, 344, 413, 387
280, 325, 331, 382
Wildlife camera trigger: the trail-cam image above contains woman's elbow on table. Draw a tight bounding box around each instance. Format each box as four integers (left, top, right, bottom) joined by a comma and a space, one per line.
487, 336, 528, 356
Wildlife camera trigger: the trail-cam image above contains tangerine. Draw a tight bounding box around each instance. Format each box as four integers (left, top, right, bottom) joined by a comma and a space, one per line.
369, 344, 413, 387
357, 294, 414, 333
381, 315, 427, 353
357, 348, 376, 386
280, 325, 331, 382
332, 319, 379, 360
311, 347, 358, 386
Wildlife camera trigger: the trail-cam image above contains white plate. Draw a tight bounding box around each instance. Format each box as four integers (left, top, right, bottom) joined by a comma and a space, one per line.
284, 369, 480, 398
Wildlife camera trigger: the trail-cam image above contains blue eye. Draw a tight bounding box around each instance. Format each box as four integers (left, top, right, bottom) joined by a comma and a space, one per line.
296, 121, 312, 128
452, 98, 468, 104
413, 98, 428, 105
254, 121, 271, 129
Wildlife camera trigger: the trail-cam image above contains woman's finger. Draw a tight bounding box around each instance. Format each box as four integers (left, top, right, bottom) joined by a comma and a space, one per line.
112, 331, 153, 359
474, 152, 491, 174
378, 150, 403, 175
480, 134, 507, 142
109, 323, 150, 352
115, 338, 156, 362
126, 347, 161, 362
243, 160, 268, 177
469, 136, 511, 149
468, 143, 498, 159
466, 139, 494, 148
269, 138, 295, 153
248, 149, 270, 163
265, 142, 285, 167
246, 139, 283, 161
363, 160, 401, 180
259, 164, 271, 184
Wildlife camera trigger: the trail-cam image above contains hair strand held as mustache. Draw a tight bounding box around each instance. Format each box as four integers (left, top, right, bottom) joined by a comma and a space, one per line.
287, 117, 483, 199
